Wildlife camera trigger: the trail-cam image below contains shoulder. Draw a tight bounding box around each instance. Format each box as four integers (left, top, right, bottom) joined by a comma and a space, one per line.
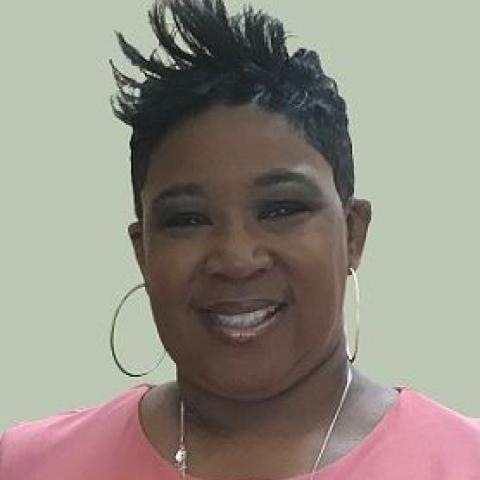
400, 387, 480, 435
0, 384, 151, 478
339, 385, 480, 478
394, 387, 480, 468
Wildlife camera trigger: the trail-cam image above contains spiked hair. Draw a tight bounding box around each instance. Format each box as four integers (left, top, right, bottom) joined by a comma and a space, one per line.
111, 0, 354, 221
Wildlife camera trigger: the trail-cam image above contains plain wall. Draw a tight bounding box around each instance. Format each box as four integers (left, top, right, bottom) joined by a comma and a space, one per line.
1, 0, 479, 431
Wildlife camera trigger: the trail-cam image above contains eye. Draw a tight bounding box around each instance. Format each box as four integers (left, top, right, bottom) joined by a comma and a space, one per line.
259, 202, 309, 221
163, 212, 211, 228
161, 202, 311, 228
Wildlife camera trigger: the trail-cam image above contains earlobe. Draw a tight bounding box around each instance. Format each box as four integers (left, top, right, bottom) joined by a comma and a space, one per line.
128, 221, 146, 278
346, 199, 372, 272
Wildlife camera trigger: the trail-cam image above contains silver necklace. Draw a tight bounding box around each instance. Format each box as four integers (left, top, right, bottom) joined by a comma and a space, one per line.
174, 364, 353, 480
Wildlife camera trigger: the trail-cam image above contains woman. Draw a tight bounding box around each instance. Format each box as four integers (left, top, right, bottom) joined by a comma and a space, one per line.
1, 0, 479, 478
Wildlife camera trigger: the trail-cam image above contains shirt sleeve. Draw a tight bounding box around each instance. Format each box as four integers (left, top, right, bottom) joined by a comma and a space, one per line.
0, 430, 6, 474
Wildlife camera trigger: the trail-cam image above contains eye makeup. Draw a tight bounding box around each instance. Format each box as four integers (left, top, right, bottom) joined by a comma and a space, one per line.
154, 196, 323, 230
150, 167, 328, 230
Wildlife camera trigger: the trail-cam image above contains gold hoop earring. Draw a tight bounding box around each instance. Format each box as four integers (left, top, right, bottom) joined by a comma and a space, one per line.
110, 282, 166, 377
345, 267, 360, 363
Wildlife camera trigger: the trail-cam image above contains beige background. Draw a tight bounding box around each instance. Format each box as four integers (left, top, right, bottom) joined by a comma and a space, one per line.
1, 0, 479, 432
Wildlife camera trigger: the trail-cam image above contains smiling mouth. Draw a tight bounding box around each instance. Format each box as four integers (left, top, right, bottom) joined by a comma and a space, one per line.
198, 303, 288, 345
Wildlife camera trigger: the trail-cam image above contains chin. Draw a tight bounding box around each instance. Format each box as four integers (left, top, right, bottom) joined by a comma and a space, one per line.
188, 361, 300, 402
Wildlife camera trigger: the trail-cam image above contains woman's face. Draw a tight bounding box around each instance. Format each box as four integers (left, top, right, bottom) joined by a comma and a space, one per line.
129, 104, 371, 400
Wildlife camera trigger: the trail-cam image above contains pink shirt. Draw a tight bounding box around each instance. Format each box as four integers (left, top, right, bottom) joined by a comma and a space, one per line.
1, 384, 479, 479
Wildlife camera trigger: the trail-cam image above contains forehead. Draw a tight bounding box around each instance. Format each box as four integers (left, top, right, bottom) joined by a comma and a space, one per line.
143, 104, 335, 199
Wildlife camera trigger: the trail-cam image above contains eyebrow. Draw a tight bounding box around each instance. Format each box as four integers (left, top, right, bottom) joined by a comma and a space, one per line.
151, 168, 324, 207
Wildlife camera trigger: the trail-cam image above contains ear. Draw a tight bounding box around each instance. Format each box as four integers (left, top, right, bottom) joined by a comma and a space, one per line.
344, 198, 372, 273
128, 221, 147, 280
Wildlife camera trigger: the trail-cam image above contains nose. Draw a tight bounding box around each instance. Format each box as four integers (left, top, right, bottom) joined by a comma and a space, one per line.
203, 221, 273, 279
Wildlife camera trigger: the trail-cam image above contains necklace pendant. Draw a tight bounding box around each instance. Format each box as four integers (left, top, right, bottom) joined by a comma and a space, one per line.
174, 445, 187, 471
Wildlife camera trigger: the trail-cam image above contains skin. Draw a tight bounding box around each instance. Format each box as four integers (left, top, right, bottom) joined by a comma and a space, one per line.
128, 104, 400, 479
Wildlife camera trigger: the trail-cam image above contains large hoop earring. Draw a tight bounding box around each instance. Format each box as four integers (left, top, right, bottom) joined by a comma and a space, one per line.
110, 282, 166, 377
345, 267, 360, 364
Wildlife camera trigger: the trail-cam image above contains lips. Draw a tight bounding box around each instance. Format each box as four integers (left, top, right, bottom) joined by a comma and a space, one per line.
198, 302, 288, 345
199, 299, 287, 315
203, 303, 282, 326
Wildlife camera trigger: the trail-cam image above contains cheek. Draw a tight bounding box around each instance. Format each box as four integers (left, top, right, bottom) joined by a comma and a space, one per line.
288, 224, 348, 342
145, 241, 199, 305
290, 252, 339, 333
144, 245, 201, 362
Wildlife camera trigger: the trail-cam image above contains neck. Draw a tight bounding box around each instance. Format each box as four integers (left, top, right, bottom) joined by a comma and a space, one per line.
174, 338, 356, 440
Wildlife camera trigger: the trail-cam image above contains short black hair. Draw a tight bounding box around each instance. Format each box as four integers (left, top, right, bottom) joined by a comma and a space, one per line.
111, 0, 354, 221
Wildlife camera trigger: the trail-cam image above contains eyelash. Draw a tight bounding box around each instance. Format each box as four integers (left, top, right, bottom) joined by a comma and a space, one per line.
164, 202, 310, 228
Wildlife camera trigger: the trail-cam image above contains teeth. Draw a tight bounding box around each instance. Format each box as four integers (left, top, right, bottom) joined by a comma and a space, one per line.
210, 304, 280, 328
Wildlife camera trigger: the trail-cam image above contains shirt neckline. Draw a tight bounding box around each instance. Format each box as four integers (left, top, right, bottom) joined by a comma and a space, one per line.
131, 383, 410, 480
